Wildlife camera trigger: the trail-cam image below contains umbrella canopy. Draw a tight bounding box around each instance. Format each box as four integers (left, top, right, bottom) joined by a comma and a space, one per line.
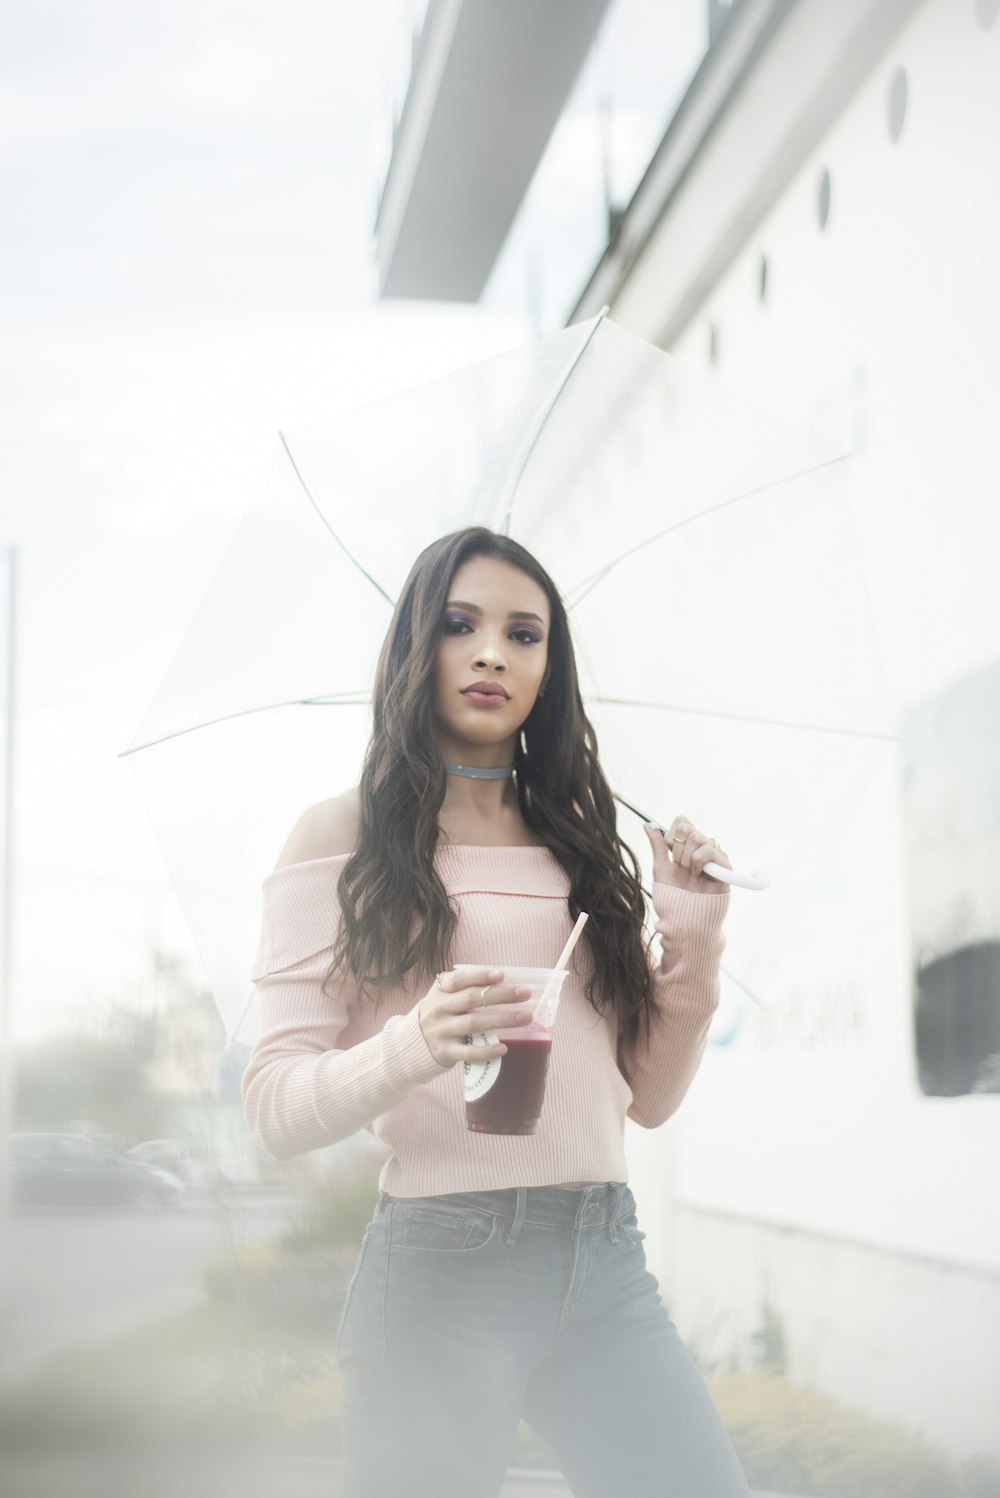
121, 310, 896, 1048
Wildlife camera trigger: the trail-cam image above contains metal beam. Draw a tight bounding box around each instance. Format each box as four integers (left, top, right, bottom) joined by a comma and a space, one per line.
376, 0, 611, 302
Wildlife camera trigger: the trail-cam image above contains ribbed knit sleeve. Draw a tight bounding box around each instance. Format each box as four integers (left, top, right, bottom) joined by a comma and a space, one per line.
618, 880, 730, 1128
241, 857, 448, 1161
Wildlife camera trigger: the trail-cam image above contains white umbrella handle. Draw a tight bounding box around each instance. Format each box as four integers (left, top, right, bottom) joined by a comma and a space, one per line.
646, 822, 771, 891
703, 860, 771, 891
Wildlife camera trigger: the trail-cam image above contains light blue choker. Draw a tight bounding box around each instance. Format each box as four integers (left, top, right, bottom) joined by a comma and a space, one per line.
444, 761, 515, 779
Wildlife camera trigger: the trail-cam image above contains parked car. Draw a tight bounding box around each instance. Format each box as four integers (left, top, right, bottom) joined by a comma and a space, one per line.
126, 1138, 234, 1195
10, 1132, 186, 1213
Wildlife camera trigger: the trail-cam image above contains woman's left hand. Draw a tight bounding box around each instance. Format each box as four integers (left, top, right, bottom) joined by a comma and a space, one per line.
642, 816, 732, 893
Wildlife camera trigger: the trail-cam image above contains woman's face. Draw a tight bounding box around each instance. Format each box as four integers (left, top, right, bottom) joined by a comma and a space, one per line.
433, 555, 550, 756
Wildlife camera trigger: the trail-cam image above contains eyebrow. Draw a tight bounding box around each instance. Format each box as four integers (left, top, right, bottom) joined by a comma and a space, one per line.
446, 600, 546, 626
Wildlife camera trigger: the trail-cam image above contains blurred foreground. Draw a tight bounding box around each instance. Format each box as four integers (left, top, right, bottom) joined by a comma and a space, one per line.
2, 1172, 997, 1498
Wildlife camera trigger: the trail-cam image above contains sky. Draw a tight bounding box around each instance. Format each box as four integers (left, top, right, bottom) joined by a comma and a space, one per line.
0, 0, 541, 1040
0, 0, 702, 1042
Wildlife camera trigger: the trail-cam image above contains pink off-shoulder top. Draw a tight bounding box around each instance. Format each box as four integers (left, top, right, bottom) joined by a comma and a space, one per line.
241, 843, 730, 1198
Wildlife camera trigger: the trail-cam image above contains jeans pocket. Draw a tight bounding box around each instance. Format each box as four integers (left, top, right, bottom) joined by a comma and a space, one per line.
617, 1207, 647, 1250
398, 1202, 500, 1255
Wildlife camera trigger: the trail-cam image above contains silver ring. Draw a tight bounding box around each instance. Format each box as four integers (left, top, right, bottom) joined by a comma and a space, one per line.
480, 987, 489, 1007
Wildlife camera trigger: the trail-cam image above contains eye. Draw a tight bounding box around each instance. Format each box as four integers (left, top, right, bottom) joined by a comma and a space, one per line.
443, 618, 542, 645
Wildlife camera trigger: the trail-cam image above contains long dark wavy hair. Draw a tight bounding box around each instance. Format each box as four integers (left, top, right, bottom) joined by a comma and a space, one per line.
322, 526, 657, 1055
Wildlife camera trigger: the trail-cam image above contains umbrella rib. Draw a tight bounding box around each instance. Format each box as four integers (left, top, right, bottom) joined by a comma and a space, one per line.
566, 451, 850, 607
493, 306, 610, 535
119, 694, 370, 757
597, 696, 900, 743
121, 689, 901, 758
717, 964, 766, 1009
278, 430, 395, 606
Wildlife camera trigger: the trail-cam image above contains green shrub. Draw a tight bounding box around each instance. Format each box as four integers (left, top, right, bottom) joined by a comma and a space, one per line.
200, 1174, 381, 1336
512, 1420, 561, 1471
709, 1371, 966, 1497
202, 1242, 280, 1301
207, 1346, 343, 1449
279, 1172, 381, 1254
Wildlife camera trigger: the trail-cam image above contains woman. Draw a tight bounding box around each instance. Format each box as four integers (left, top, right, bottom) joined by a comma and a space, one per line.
242, 526, 752, 1498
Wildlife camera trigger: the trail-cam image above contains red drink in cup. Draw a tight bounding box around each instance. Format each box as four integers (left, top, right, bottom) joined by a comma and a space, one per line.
466, 1029, 552, 1134
455, 965, 568, 1135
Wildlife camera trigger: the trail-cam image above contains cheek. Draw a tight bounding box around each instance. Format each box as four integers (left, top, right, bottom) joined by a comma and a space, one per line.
435, 642, 457, 676
433, 645, 459, 694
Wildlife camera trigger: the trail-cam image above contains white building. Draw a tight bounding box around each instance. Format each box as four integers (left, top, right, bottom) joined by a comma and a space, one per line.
376, 0, 1000, 1463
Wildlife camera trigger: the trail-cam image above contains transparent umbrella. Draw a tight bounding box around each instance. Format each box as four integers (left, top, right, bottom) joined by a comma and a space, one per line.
119, 309, 896, 1054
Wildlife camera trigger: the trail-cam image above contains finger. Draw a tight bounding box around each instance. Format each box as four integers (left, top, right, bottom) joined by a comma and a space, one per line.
438, 966, 503, 994
453, 981, 533, 1017
644, 824, 672, 865
461, 1035, 508, 1060
681, 826, 712, 870
695, 841, 733, 876
692, 842, 719, 873
697, 835, 731, 868
677, 830, 697, 870
452, 994, 535, 1030
668, 821, 693, 866
461, 976, 535, 1012
434, 970, 499, 1006
446, 1028, 507, 1063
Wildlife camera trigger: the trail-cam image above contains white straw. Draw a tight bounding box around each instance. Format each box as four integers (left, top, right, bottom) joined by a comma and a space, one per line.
553, 911, 588, 974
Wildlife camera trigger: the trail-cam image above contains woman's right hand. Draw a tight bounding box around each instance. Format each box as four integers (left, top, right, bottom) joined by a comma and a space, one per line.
417, 967, 535, 1069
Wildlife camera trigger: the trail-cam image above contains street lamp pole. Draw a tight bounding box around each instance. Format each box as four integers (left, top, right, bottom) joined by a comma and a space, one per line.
0, 543, 20, 1304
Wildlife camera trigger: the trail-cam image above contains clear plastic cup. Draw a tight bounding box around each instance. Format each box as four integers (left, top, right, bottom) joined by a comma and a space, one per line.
453, 965, 569, 1135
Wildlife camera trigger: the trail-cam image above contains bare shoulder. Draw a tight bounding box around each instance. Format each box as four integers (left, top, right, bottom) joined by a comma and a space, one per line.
273, 785, 362, 870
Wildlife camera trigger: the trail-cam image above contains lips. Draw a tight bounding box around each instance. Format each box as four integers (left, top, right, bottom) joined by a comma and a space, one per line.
461, 684, 509, 699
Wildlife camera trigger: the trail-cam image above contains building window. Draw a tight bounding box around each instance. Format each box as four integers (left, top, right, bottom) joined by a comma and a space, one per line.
904, 660, 1000, 1097
915, 944, 1000, 1094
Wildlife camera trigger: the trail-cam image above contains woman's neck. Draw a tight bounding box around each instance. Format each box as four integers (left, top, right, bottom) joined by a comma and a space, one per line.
437, 790, 545, 848
440, 779, 519, 820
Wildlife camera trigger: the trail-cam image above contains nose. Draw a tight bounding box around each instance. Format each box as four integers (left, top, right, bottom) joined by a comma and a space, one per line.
473, 632, 509, 670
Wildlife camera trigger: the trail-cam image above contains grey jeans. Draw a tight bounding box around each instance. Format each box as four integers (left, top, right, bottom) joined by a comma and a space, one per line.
335, 1181, 752, 1497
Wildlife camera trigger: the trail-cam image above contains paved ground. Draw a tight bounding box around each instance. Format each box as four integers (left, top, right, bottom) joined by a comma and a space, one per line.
0, 1191, 301, 1385
0, 1446, 791, 1497
0, 1447, 571, 1498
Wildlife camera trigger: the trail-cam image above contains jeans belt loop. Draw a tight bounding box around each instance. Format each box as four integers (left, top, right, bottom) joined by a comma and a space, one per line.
609, 1181, 625, 1243
504, 1186, 527, 1246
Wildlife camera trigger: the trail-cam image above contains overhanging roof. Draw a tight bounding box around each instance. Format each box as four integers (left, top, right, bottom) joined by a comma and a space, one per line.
375, 0, 611, 302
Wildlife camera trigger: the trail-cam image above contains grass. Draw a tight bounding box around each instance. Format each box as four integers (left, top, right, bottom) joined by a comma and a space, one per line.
710, 1373, 1000, 1498
0, 1295, 342, 1452
278, 1175, 381, 1254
